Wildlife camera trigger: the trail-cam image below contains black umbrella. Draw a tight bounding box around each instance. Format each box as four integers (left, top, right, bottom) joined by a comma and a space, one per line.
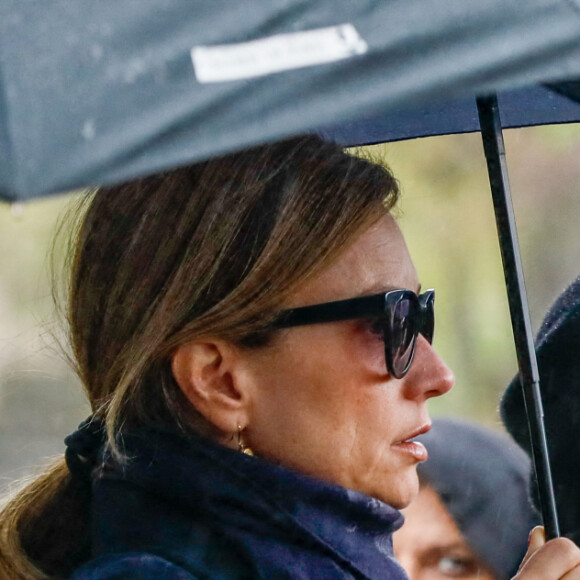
3, 0, 580, 539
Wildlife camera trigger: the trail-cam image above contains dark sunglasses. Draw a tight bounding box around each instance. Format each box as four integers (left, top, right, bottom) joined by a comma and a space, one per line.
273, 289, 435, 379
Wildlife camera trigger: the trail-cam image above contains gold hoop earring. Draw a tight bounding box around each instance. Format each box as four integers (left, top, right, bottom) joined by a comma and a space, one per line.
237, 424, 254, 456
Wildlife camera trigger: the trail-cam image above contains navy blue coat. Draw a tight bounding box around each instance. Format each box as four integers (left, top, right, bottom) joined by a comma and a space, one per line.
69, 427, 408, 579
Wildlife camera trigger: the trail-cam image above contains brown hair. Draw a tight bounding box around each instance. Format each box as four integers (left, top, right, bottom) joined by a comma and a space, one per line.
0, 135, 399, 578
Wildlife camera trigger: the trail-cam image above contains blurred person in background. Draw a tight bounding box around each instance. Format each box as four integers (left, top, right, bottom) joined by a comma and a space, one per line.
502, 275, 580, 546
394, 417, 539, 580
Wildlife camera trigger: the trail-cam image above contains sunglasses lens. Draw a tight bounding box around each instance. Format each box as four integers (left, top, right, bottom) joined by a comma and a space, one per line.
389, 297, 417, 378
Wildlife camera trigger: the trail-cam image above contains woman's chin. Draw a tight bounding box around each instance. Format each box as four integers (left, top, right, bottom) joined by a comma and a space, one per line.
388, 492, 416, 510
368, 471, 420, 509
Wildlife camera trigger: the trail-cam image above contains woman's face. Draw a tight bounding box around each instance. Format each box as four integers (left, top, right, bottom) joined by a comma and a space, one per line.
394, 485, 496, 580
239, 214, 454, 508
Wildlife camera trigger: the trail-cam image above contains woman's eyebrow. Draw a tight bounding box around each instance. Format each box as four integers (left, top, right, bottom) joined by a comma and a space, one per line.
357, 284, 396, 296
358, 282, 423, 296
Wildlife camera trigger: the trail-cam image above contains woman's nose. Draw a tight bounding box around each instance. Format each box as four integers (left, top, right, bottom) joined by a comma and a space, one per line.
403, 335, 454, 400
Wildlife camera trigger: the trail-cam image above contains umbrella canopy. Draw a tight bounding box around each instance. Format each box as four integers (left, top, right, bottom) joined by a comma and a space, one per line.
2, 0, 580, 200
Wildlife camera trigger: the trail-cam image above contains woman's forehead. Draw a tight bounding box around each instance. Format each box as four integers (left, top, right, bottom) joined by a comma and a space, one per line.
286, 215, 419, 307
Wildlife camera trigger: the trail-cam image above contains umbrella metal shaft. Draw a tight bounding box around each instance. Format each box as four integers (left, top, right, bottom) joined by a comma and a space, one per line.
476, 94, 560, 540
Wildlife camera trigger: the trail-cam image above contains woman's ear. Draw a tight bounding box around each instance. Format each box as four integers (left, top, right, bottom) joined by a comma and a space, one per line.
171, 340, 250, 436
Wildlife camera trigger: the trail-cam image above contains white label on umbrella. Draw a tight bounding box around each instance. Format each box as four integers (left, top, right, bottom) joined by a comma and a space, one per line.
191, 24, 368, 83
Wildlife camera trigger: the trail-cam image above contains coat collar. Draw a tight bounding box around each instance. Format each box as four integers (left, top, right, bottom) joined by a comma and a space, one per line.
95, 427, 406, 579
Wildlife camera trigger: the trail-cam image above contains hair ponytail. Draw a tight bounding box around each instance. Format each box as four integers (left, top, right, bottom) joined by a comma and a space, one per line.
0, 458, 91, 579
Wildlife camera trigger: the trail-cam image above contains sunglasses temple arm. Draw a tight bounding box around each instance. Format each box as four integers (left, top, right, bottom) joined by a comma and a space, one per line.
477, 94, 560, 540
275, 294, 386, 328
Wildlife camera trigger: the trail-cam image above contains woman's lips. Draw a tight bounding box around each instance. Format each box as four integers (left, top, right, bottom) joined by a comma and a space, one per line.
392, 423, 431, 462
392, 440, 428, 462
